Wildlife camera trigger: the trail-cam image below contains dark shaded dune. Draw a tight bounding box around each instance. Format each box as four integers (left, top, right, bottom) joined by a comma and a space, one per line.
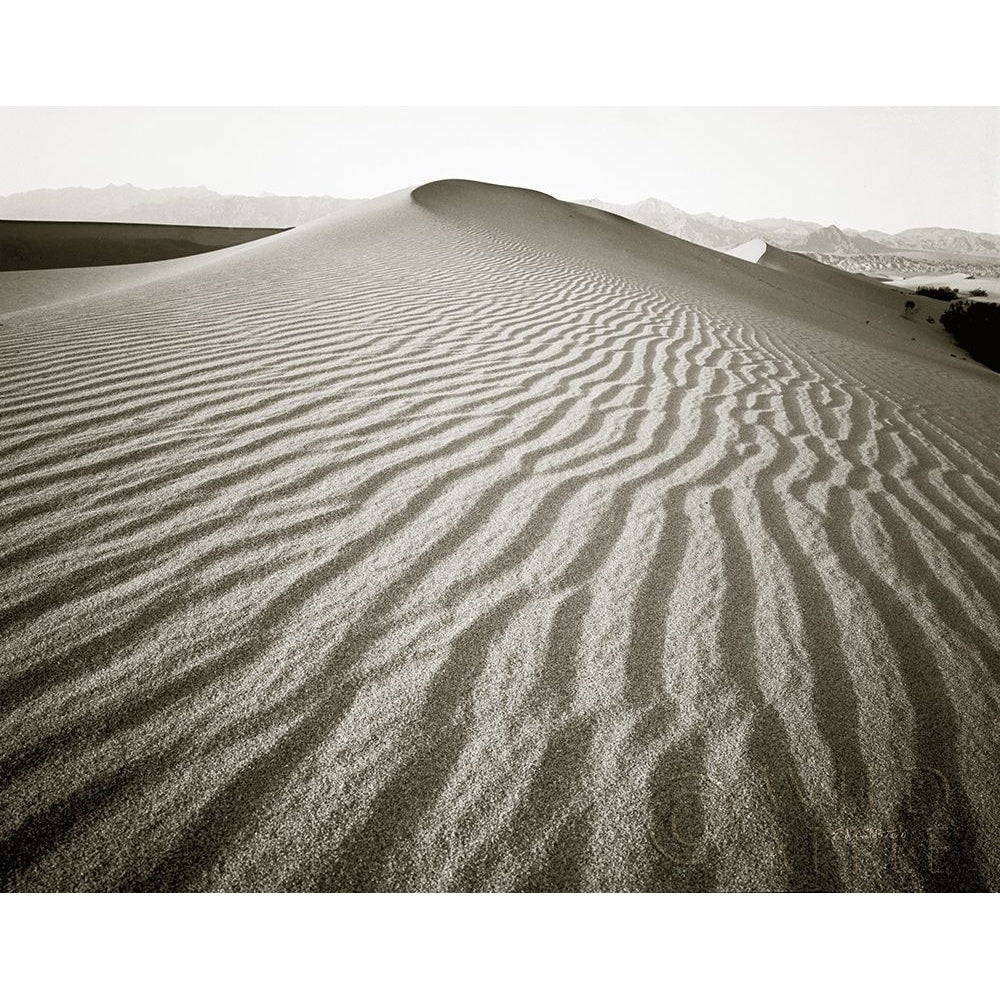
1, 179, 999, 892
0, 218, 285, 271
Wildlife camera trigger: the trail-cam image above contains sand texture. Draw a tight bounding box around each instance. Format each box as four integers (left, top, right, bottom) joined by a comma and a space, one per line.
2, 181, 999, 892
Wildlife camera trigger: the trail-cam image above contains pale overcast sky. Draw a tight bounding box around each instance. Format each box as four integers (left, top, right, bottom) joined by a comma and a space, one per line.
2, 107, 998, 233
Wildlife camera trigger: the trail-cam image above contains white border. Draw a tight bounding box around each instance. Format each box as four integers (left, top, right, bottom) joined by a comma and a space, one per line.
2, 893, 996, 998
1, 2, 996, 996
3, 1, 999, 106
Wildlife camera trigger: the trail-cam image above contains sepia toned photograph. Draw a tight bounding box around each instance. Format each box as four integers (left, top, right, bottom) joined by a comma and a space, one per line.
2, 105, 998, 897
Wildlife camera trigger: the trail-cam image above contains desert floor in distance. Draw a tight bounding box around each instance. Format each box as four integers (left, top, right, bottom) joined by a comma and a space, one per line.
1, 180, 998, 892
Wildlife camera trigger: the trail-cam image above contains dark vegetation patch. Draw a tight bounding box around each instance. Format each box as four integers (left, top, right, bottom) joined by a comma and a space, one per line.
941, 301, 1000, 372
915, 286, 959, 301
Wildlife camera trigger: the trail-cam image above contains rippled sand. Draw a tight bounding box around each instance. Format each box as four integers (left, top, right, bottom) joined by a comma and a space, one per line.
2, 180, 999, 892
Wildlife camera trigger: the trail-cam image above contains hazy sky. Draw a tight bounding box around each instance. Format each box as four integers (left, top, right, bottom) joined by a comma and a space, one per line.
2, 107, 998, 233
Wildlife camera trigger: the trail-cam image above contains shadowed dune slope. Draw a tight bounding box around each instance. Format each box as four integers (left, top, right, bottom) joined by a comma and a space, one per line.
0, 219, 285, 272
0, 238, 283, 318
1, 179, 999, 892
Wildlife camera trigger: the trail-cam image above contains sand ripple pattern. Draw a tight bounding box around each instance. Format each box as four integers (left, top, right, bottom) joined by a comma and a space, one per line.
2, 184, 999, 891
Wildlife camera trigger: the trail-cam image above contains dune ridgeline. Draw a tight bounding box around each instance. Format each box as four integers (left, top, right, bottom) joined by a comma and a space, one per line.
1, 180, 998, 892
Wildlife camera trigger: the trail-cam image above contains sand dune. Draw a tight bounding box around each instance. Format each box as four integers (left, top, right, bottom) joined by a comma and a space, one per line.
0, 219, 283, 271
0, 240, 271, 317
1, 180, 999, 892
725, 238, 768, 263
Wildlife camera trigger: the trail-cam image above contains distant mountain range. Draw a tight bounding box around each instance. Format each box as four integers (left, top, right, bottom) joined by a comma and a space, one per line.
801, 225, 889, 255
806, 252, 1000, 279
0, 184, 359, 228
579, 197, 1000, 259
3, 185, 999, 264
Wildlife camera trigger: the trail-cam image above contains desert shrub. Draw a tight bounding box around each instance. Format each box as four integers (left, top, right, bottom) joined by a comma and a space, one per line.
968, 288, 988, 297
940, 300, 1000, 372
915, 285, 959, 301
